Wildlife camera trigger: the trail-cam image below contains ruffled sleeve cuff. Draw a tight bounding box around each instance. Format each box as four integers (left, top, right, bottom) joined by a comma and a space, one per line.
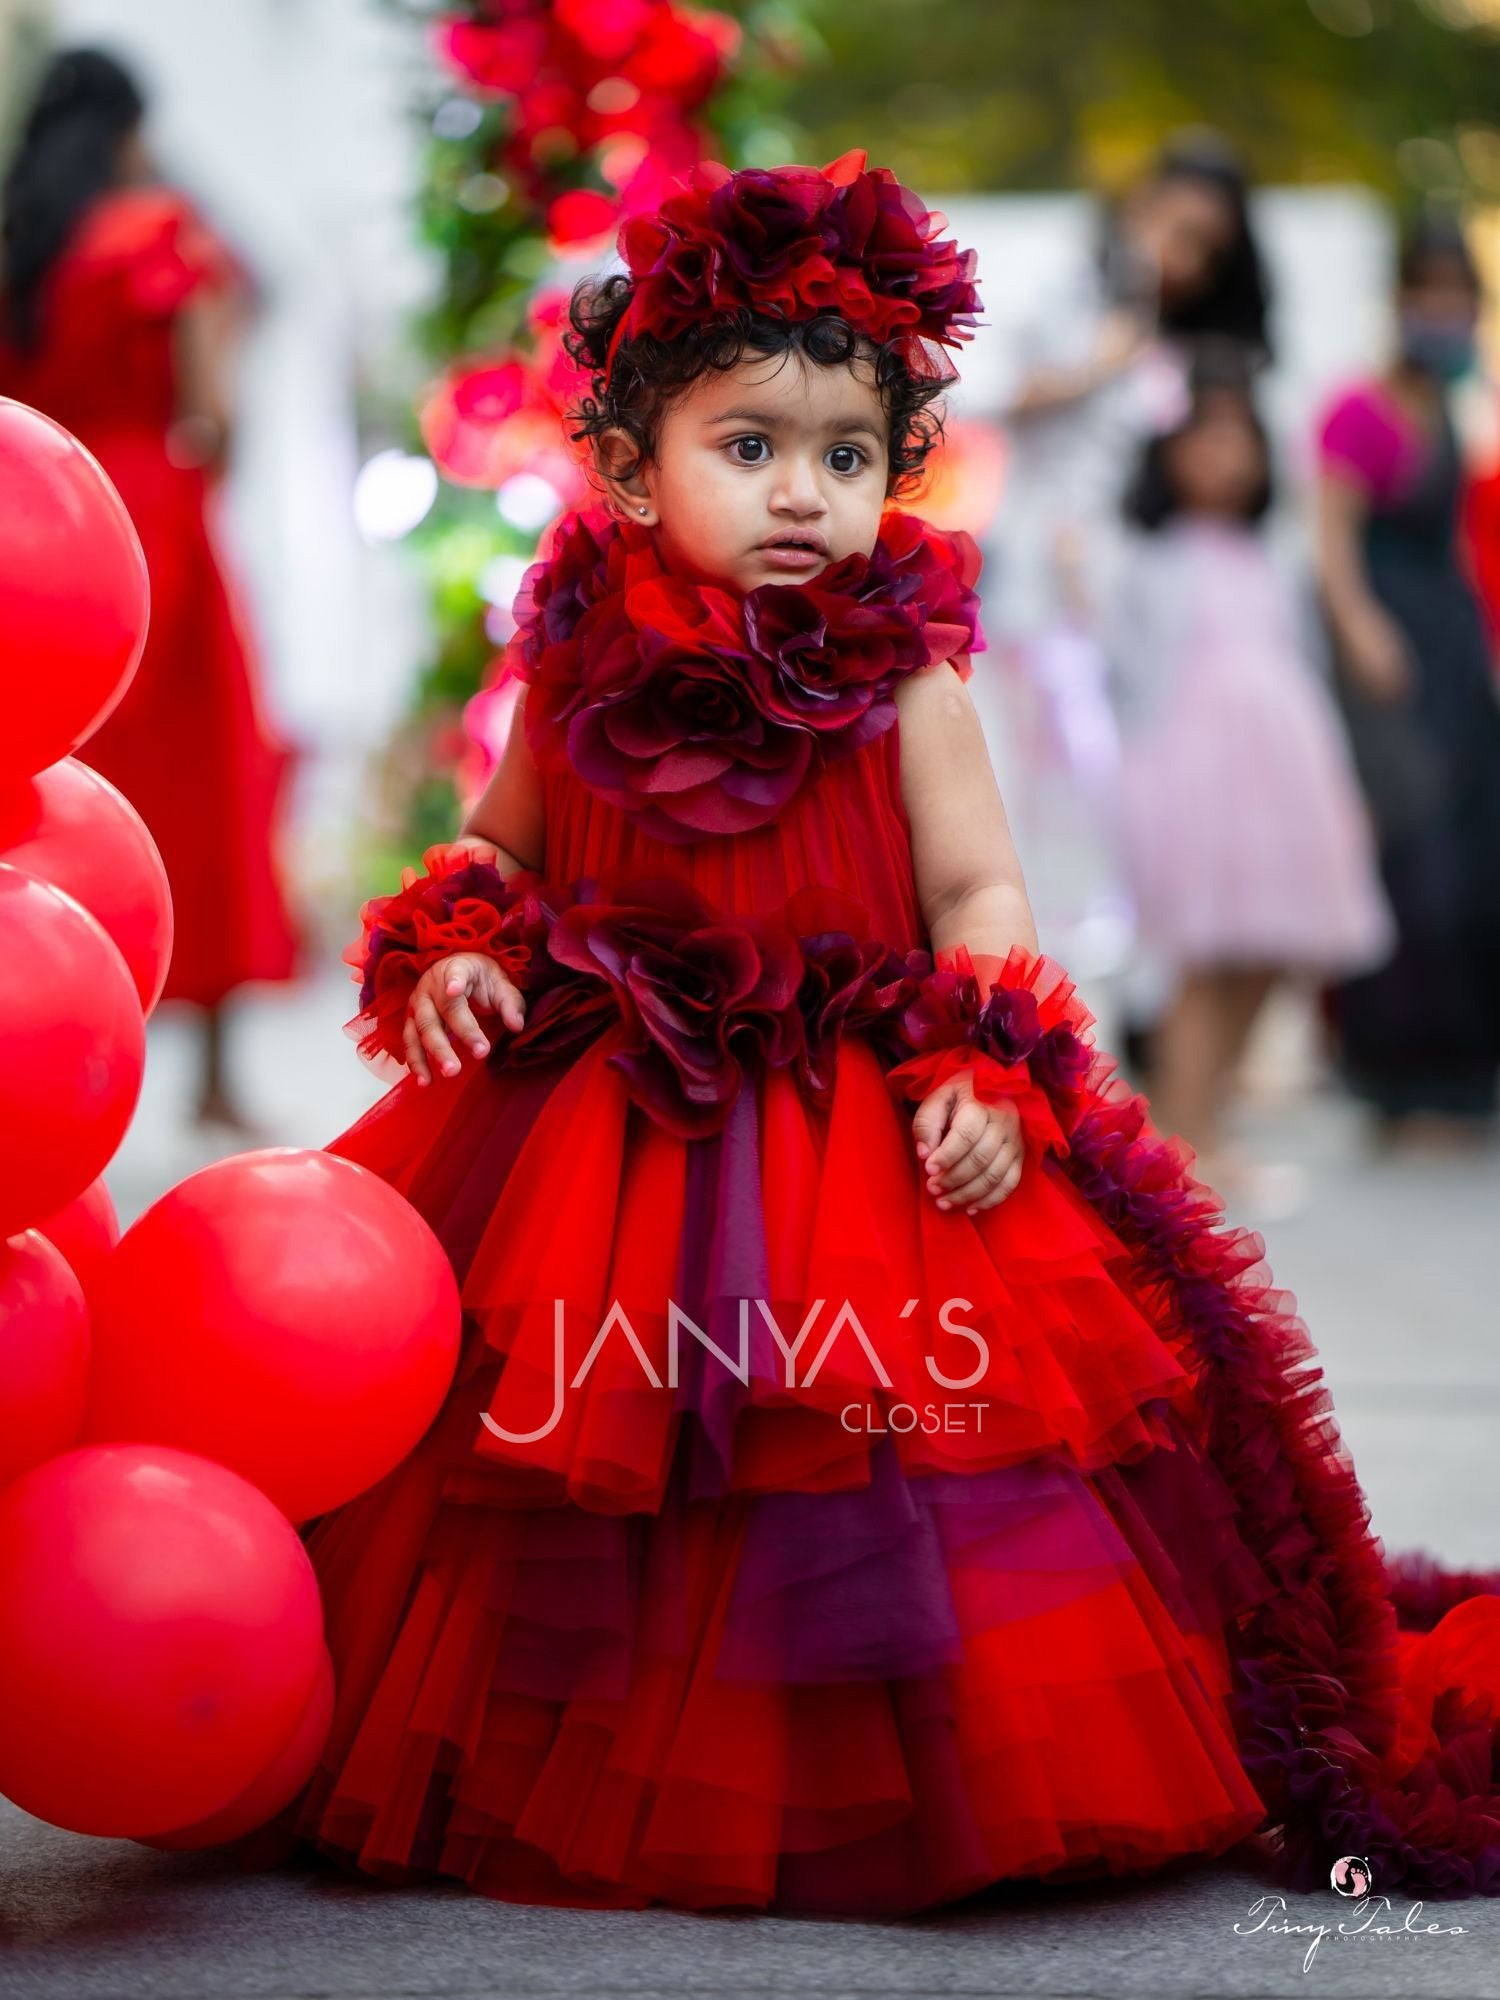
342, 845, 540, 1070
882, 940, 1096, 1157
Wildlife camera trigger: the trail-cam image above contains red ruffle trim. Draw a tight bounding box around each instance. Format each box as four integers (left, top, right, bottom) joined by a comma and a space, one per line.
1019, 962, 1500, 1895
343, 846, 537, 1068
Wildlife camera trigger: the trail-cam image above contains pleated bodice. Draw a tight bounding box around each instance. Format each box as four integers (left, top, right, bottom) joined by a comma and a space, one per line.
540, 717, 925, 950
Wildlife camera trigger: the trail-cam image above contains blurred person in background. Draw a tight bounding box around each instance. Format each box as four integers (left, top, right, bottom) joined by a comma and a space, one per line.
986, 131, 1273, 1034
1314, 214, 1500, 1145
1110, 350, 1393, 1205
0, 46, 301, 1132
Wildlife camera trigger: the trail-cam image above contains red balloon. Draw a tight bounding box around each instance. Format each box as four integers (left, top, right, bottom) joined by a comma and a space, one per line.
0, 1444, 324, 1837
0, 1232, 90, 1491
31, 1177, 120, 1300
137, 1642, 334, 1851
85, 1148, 461, 1522
0, 758, 173, 1012
0, 864, 144, 1236
0, 400, 150, 783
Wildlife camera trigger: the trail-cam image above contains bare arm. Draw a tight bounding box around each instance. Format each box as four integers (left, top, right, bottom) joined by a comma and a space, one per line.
891, 663, 1036, 1213
450, 683, 547, 874
894, 663, 1038, 962
1313, 469, 1413, 704
398, 685, 546, 1085
1003, 307, 1150, 421
171, 288, 245, 474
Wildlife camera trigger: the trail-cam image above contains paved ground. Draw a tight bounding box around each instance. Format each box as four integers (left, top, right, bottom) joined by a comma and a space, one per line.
4, 973, 1500, 2000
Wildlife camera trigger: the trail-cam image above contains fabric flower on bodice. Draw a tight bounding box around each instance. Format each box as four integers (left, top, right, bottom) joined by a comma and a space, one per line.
566, 573, 816, 840
743, 510, 979, 752
510, 504, 984, 842
548, 874, 807, 1136
780, 884, 925, 1098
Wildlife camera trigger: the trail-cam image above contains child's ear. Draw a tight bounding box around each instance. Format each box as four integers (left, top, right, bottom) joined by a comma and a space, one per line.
593, 426, 655, 523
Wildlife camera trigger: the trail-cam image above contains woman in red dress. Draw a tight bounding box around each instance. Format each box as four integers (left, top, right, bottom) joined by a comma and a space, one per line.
0, 48, 300, 1128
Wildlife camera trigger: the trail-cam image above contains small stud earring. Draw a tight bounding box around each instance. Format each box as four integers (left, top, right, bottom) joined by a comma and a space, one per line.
637, 506, 648, 516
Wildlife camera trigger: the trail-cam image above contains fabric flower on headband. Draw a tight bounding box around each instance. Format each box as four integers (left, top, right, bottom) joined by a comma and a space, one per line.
605, 148, 983, 384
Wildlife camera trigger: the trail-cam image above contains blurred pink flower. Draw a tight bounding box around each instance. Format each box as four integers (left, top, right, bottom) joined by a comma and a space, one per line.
459, 667, 524, 803
420, 352, 589, 504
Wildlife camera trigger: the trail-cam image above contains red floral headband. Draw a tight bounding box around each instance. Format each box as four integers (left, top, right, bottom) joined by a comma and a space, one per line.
603, 147, 983, 387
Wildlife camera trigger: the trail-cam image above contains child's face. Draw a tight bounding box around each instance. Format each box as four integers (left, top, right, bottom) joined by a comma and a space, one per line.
1163, 394, 1265, 517
607, 347, 891, 593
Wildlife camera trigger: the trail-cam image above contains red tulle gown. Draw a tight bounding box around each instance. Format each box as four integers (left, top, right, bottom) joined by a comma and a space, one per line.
0, 184, 299, 1005
288, 654, 1500, 1914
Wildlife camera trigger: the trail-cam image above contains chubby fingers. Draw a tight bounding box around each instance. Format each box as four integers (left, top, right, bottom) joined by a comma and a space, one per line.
404, 957, 528, 1085
471, 958, 527, 1035
440, 977, 491, 1060
408, 982, 462, 1082
923, 1097, 1025, 1211
942, 1131, 1024, 1211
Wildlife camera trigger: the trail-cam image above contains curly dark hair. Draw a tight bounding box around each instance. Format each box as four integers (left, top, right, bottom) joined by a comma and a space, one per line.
562, 270, 948, 502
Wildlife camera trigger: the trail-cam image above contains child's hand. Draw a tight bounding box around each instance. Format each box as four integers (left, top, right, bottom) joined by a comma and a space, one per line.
404, 952, 526, 1086
913, 1072, 1024, 1212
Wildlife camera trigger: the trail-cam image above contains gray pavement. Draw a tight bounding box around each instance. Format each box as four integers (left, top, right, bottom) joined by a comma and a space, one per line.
4, 972, 1500, 1999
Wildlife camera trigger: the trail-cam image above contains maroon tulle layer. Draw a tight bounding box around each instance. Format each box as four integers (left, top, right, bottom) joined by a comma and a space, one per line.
1052, 1031, 1500, 1895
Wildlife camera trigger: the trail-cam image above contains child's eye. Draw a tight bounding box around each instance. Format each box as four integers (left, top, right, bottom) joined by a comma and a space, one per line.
827, 443, 867, 475
727, 436, 769, 464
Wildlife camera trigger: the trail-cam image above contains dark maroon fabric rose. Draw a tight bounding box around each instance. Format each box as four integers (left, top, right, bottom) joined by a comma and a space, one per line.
565, 577, 813, 841
502, 976, 618, 1068
1030, 1023, 1093, 1097
742, 512, 984, 754
867, 510, 985, 673
775, 886, 921, 1097
895, 956, 982, 1056
510, 512, 626, 761
548, 876, 806, 1136
825, 166, 981, 348
620, 160, 838, 343
513, 504, 985, 839
610, 152, 983, 377
974, 984, 1044, 1065
702, 164, 839, 309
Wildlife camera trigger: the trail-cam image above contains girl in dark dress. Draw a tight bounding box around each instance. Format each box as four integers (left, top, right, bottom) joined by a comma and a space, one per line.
1314, 217, 1500, 1136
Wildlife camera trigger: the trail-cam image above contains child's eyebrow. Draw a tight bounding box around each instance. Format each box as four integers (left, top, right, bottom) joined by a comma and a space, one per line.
704, 405, 886, 443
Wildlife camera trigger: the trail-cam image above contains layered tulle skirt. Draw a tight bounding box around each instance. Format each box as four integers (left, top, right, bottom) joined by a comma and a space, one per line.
291, 965, 1500, 1912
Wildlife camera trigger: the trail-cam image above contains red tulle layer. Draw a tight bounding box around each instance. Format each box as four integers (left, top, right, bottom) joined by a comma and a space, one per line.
287, 1011, 1274, 1911
286, 953, 1500, 1911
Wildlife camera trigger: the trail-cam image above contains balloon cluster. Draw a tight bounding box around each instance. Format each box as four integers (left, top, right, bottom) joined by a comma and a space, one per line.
0, 401, 461, 1847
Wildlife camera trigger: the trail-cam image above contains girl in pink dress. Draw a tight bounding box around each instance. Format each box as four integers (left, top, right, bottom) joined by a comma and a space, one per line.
1111, 364, 1394, 1187
279, 155, 1500, 1915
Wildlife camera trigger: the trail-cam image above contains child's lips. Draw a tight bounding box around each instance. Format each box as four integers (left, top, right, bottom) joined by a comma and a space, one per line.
755, 542, 827, 573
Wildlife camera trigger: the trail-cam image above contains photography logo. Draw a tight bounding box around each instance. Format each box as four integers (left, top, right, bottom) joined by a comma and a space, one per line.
1330, 1855, 1372, 1899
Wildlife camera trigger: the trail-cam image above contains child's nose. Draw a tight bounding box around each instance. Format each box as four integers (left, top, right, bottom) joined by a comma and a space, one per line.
771, 456, 828, 513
